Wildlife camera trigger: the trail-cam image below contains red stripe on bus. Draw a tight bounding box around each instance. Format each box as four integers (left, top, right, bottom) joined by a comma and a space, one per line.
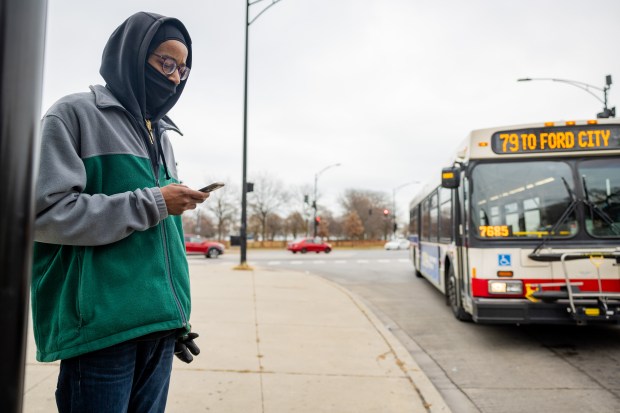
472, 278, 620, 298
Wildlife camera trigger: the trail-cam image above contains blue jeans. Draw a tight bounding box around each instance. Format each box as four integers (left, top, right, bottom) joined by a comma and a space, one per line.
55, 333, 176, 413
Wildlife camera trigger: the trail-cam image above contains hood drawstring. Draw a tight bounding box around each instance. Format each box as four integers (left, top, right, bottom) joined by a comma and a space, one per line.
155, 129, 171, 180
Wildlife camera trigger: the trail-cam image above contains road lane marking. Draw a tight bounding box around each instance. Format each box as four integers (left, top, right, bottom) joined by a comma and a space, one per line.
259, 258, 412, 266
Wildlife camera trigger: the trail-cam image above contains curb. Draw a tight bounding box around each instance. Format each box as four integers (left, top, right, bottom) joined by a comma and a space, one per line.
312, 274, 452, 413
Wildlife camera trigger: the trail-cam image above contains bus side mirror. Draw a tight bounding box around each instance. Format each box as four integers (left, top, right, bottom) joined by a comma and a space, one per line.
441, 167, 460, 188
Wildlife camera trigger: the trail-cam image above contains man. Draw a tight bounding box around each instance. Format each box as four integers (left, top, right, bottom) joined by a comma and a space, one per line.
32, 12, 205, 412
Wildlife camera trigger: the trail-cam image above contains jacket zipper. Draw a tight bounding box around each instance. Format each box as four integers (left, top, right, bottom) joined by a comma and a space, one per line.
125, 111, 187, 326
145, 119, 155, 144
161, 222, 187, 327
146, 118, 187, 326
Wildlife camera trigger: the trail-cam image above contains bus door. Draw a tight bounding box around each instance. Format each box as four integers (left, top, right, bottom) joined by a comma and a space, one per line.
459, 176, 472, 299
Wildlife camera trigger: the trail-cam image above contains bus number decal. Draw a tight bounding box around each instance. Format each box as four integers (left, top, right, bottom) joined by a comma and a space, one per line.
479, 225, 509, 237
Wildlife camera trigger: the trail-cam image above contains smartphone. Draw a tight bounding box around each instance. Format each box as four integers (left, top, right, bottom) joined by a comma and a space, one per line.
198, 182, 225, 193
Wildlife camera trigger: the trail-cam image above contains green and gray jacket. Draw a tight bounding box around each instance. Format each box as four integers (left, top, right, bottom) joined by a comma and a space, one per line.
32, 12, 193, 362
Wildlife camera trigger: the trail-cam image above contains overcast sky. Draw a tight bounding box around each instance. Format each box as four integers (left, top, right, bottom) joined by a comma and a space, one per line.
42, 0, 620, 222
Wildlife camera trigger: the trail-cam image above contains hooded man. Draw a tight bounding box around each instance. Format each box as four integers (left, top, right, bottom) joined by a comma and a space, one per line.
32, 12, 206, 412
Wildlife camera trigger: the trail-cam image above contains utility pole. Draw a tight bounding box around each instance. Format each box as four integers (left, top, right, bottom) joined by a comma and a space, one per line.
313, 163, 341, 237
239, 0, 284, 269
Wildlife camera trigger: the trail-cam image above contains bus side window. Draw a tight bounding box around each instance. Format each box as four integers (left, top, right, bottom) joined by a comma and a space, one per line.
439, 187, 452, 242
410, 206, 419, 236
421, 197, 430, 241
430, 192, 439, 242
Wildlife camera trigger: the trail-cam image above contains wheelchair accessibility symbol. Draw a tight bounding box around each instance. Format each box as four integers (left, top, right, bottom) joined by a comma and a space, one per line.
498, 254, 512, 267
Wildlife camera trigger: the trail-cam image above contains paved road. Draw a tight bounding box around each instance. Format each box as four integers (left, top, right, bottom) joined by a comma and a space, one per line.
191, 248, 620, 413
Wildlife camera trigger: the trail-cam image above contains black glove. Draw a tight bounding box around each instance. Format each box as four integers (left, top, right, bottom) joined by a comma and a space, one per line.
174, 332, 200, 363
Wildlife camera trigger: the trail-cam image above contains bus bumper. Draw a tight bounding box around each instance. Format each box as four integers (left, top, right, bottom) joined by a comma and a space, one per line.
472, 298, 620, 324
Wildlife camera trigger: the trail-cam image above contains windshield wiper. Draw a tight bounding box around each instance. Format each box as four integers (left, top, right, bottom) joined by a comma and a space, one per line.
582, 176, 620, 235
530, 177, 579, 258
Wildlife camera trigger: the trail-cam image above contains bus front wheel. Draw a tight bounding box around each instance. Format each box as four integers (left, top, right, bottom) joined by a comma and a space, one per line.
447, 267, 472, 322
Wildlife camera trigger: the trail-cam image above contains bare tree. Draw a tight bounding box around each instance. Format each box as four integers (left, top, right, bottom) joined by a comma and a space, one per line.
317, 216, 330, 238
248, 171, 290, 241
343, 211, 364, 239
285, 211, 306, 240
290, 184, 313, 237
340, 189, 390, 239
327, 214, 344, 239
316, 208, 337, 239
204, 182, 238, 242
266, 213, 285, 241
248, 214, 261, 241
182, 209, 215, 238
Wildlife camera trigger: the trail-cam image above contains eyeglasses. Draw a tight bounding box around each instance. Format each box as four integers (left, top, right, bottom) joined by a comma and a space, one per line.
151, 53, 190, 81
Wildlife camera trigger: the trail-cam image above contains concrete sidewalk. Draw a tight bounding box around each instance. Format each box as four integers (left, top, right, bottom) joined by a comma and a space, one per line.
23, 261, 450, 413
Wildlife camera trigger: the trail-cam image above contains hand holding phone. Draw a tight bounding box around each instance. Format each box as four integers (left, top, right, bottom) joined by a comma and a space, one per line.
198, 182, 225, 193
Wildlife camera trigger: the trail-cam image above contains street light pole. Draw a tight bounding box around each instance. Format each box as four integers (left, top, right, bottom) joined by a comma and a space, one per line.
391, 181, 420, 237
517, 75, 615, 118
313, 163, 341, 237
239, 0, 284, 269
0, 1, 47, 411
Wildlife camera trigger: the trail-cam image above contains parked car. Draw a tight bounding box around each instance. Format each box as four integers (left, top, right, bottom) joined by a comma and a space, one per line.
384, 238, 410, 250
184, 235, 225, 258
287, 237, 332, 254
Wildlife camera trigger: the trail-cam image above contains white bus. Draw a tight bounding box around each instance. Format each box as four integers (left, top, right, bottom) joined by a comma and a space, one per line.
409, 119, 620, 324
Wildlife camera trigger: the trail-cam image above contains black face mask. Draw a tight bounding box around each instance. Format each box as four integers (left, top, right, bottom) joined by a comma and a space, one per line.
145, 64, 177, 118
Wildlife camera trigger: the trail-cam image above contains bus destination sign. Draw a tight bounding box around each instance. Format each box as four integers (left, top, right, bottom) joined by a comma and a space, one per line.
491, 124, 620, 154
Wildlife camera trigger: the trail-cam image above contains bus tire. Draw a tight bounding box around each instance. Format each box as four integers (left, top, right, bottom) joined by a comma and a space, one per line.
447, 266, 472, 322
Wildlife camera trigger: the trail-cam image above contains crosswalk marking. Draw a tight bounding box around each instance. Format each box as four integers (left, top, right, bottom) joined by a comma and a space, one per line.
259, 259, 411, 266
187, 256, 412, 267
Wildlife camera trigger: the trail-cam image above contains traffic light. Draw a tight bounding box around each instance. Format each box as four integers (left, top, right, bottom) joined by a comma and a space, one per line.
597, 107, 616, 118
313, 216, 321, 237
383, 209, 389, 217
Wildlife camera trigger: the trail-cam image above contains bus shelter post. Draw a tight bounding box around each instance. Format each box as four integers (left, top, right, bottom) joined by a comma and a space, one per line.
0, 0, 48, 411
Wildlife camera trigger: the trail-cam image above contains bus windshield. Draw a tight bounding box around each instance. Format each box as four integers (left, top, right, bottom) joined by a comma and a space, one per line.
471, 161, 578, 239
578, 158, 620, 238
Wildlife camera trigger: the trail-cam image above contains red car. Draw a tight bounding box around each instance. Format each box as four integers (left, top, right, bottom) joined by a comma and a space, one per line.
184, 235, 225, 258
287, 237, 332, 254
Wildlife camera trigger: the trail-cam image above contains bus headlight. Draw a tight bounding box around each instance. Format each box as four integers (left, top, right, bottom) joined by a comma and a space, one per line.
488, 280, 523, 295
